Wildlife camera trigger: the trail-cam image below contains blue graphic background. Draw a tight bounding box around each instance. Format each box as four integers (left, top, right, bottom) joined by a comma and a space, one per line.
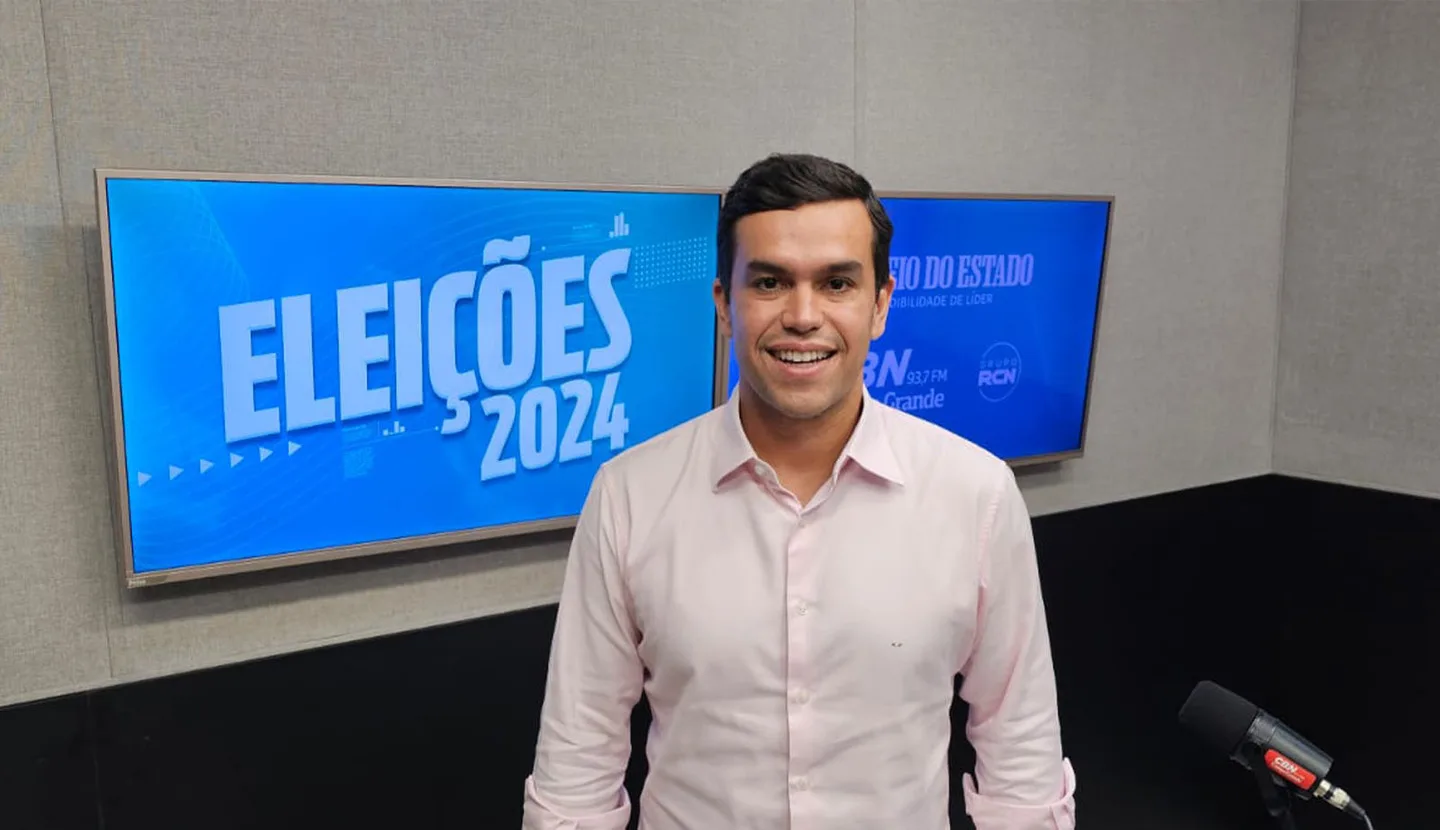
727, 196, 1110, 461
105, 178, 719, 574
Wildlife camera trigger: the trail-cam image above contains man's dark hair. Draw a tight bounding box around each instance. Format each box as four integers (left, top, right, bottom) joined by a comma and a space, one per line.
716, 153, 893, 298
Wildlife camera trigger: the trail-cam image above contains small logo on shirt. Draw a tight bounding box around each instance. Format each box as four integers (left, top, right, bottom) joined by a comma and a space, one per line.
977, 342, 1021, 402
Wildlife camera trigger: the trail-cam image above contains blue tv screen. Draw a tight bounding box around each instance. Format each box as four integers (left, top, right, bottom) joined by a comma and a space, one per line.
725, 194, 1111, 464
97, 171, 722, 585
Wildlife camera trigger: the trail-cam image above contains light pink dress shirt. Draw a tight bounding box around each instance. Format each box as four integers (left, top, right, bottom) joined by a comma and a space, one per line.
523, 388, 1076, 829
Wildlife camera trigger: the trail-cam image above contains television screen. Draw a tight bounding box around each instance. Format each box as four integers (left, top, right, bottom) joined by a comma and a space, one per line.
724, 193, 1111, 464
96, 171, 722, 586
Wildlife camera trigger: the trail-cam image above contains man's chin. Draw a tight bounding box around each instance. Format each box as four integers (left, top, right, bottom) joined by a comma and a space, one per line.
773, 405, 829, 422
757, 388, 845, 422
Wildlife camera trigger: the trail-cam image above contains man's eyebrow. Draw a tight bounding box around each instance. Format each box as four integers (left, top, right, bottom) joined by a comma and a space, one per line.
823, 260, 864, 275
743, 259, 864, 276
744, 259, 791, 277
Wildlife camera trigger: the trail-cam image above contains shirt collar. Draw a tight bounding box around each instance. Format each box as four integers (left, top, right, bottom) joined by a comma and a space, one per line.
710, 386, 906, 491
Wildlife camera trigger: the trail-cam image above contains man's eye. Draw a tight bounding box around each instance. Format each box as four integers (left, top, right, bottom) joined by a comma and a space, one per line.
828, 278, 851, 291
755, 277, 780, 291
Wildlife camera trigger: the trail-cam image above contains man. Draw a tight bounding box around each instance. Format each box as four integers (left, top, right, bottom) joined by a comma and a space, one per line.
523, 153, 1075, 829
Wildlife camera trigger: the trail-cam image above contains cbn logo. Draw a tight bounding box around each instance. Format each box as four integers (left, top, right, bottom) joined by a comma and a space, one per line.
977, 342, 1021, 403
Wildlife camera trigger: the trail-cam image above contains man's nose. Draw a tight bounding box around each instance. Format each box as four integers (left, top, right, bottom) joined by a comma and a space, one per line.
781, 285, 823, 332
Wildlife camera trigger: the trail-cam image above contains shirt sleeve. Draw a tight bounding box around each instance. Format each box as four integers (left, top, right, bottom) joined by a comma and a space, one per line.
523, 465, 645, 830
957, 467, 1077, 830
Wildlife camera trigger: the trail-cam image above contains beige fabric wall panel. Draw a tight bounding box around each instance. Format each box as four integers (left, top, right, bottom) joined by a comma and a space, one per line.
1275, 1, 1440, 497
0, 0, 114, 706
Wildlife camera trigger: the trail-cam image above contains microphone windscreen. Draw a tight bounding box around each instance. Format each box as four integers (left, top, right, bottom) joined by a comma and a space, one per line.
1178, 680, 1259, 758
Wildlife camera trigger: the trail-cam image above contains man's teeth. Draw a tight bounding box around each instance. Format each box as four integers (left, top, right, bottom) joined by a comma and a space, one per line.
772, 350, 834, 364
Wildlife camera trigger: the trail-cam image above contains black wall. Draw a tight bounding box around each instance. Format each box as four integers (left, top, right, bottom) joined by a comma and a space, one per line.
3, 474, 1434, 829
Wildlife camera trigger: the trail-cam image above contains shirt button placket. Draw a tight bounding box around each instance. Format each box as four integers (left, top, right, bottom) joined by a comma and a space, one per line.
786, 510, 815, 822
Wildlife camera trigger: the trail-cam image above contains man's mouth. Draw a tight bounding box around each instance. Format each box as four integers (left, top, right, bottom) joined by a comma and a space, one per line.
767, 348, 838, 365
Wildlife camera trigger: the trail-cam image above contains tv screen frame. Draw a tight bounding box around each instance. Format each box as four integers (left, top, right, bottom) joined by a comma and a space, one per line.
713, 188, 1114, 468
92, 168, 728, 588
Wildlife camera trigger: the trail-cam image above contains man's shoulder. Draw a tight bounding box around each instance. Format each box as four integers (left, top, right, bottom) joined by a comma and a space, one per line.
595, 404, 723, 485
873, 400, 1013, 488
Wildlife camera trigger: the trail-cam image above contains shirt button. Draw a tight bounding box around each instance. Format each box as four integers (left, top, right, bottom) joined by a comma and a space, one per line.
791, 776, 809, 791
792, 689, 810, 704
796, 601, 809, 615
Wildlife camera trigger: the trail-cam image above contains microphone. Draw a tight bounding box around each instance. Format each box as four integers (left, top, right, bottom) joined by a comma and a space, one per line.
1178, 680, 1369, 824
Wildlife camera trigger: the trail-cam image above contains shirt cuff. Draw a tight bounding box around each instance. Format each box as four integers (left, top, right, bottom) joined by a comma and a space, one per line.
961, 757, 1077, 830
522, 776, 632, 830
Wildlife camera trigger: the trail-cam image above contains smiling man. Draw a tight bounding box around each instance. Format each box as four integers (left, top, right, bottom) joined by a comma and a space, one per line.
523, 153, 1076, 829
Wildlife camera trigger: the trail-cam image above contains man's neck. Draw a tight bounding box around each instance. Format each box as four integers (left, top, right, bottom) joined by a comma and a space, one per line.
737, 386, 863, 503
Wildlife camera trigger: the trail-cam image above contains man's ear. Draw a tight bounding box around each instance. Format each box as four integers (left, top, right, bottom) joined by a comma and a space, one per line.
712, 278, 733, 339
872, 272, 895, 339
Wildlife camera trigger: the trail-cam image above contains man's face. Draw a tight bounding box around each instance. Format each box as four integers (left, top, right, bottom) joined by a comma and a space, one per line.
715, 199, 894, 423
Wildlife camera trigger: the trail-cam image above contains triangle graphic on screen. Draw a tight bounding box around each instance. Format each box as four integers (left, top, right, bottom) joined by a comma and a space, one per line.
199, 459, 213, 474
230, 452, 243, 467
259, 447, 273, 461
288, 441, 301, 456
136, 472, 150, 487
169, 465, 182, 480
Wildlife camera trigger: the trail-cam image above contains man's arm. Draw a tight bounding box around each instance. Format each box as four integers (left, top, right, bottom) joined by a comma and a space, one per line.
523, 465, 645, 830
957, 468, 1077, 830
